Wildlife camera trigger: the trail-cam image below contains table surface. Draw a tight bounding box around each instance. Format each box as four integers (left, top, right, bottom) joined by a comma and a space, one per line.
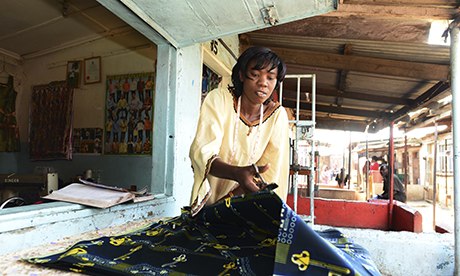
0, 218, 158, 275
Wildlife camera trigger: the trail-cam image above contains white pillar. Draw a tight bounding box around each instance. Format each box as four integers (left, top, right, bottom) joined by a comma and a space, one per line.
449, 23, 460, 275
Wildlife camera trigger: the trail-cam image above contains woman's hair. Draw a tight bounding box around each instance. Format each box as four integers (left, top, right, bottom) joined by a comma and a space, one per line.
229, 46, 287, 100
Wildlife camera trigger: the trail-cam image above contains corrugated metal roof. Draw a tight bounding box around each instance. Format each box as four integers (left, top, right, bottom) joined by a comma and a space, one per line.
242, 12, 452, 132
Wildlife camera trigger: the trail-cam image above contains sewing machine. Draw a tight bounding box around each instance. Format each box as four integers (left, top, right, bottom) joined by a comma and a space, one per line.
0, 173, 48, 206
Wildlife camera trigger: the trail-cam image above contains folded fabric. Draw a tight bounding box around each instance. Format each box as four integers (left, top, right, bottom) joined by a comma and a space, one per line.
27, 191, 381, 275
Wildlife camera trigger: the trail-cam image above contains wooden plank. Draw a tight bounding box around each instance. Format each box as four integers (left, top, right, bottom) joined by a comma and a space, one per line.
343, 0, 457, 6
315, 119, 369, 132
282, 86, 414, 105
282, 98, 391, 118
290, 169, 310, 175
270, 46, 449, 81
332, 3, 457, 20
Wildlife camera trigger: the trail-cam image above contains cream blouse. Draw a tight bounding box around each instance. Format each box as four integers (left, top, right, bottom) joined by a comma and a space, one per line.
189, 87, 290, 215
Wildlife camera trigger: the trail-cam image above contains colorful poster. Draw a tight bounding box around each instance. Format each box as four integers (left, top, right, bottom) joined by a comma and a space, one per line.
104, 72, 154, 155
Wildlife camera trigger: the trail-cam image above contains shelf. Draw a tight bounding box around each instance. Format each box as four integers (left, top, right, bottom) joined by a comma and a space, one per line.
289, 169, 311, 175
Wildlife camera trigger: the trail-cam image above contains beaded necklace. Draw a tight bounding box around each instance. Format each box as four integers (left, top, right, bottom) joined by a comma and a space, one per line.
229, 96, 263, 165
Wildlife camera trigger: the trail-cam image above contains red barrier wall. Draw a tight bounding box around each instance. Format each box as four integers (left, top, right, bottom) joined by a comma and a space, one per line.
287, 195, 423, 232
391, 200, 423, 233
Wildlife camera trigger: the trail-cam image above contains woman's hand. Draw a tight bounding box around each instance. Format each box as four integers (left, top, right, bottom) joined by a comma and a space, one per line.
209, 158, 270, 196
233, 163, 270, 195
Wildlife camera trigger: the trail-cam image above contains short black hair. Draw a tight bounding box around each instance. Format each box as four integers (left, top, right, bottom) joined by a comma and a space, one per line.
229, 46, 287, 100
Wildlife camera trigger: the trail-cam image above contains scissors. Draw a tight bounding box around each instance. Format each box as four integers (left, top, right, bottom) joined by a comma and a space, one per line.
252, 164, 278, 191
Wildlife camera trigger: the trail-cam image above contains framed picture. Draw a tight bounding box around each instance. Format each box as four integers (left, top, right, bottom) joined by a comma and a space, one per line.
84, 56, 101, 84
66, 60, 82, 88
104, 72, 155, 155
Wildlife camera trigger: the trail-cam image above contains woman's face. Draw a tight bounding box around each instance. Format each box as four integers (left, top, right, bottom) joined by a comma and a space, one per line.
240, 60, 278, 105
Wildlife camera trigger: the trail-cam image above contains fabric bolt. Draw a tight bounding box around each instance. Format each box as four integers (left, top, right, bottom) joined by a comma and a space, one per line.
189, 87, 290, 215
27, 191, 381, 275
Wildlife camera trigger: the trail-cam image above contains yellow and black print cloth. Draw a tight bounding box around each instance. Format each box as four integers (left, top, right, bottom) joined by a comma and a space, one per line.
28, 191, 381, 275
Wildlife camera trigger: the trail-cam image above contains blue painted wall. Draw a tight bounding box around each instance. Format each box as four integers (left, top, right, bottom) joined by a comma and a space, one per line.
0, 142, 152, 190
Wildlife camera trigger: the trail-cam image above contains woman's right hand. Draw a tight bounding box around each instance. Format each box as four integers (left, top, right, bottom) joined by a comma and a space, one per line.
233, 163, 270, 195
209, 158, 269, 195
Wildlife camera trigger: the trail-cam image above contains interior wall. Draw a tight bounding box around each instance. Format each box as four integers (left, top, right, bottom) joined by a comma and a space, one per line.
0, 40, 216, 254
0, 34, 157, 189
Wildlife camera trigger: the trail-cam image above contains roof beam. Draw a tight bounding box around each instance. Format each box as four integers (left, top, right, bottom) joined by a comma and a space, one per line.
96, 0, 170, 46
335, 44, 352, 106
282, 98, 390, 118
282, 86, 414, 105
342, 0, 458, 7
269, 46, 449, 81
284, 109, 370, 131
389, 81, 450, 121
315, 118, 368, 132
330, 2, 458, 20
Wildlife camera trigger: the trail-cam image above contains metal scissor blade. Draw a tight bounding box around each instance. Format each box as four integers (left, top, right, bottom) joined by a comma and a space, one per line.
252, 163, 267, 185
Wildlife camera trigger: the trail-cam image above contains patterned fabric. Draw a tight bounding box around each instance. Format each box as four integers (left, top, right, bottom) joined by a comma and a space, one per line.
29, 81, 74, 160
27, 191, 381, 275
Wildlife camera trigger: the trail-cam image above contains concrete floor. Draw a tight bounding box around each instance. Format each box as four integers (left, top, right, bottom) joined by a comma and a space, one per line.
407, 200, 454, 233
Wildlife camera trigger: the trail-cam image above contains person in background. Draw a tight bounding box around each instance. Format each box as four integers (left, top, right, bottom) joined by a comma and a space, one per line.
320, 165, 330, 184
370, 156, 380, 171
360, 159, 371, 192
189, 46, 289, 216
362, 160, 370, 176
335, 168, 349, 188
377, 163, 407, 202
366, 156, 381, 198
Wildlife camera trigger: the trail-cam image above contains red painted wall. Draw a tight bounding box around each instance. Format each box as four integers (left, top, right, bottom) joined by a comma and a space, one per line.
391, 200, 423, 233
287, 195, 422, 232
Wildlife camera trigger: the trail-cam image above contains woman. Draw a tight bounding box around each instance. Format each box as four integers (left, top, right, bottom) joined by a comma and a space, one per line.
189, 46, 290, 215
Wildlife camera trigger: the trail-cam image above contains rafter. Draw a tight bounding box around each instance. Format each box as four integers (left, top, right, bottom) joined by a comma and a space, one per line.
282, 98, 390, 118
330, 3, 458, 20
342, 0, 458, 6
269, 46, 449, 81
282, 87, 414, 105
315, 118, 369, 132
389, 81, 450, 121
